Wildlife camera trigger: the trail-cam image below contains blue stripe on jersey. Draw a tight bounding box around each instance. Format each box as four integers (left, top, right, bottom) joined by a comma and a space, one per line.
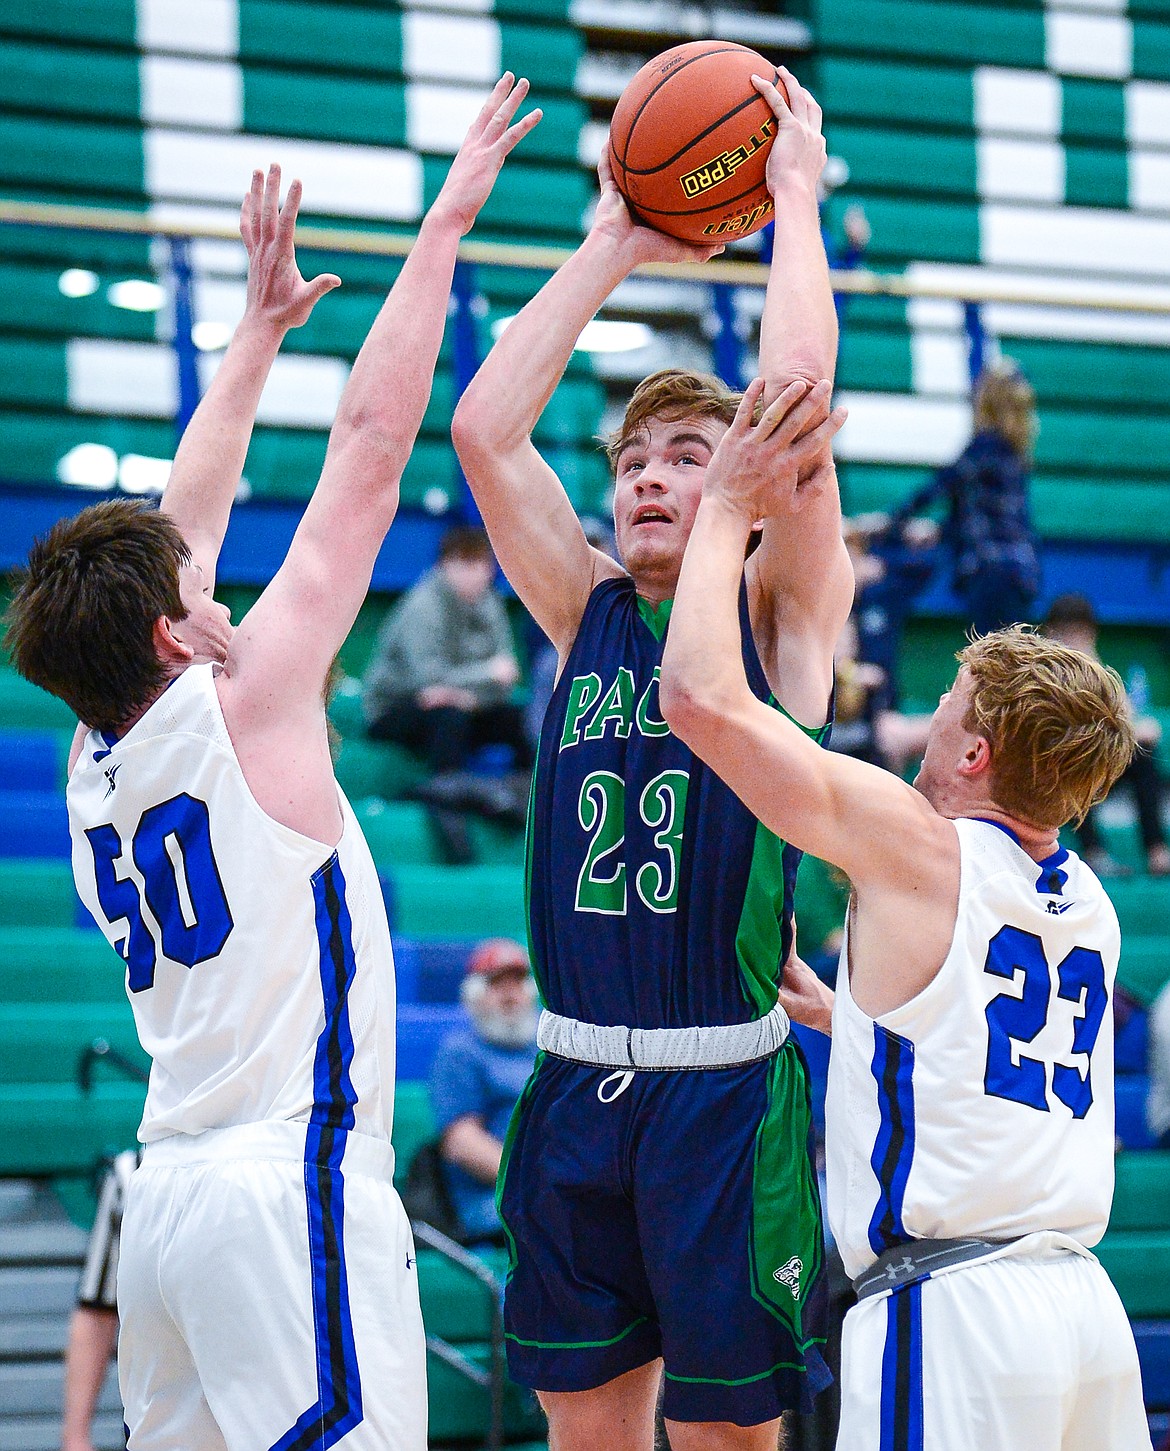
1035, 844, 1069, 897
270, 854, 362, 1451
879, 1282, 923, 1451
867, 1024, 916, 1256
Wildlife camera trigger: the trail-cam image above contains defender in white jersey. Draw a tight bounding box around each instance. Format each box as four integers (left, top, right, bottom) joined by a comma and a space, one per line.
6, 82, 540, 1451
658, 379, 1152, 1450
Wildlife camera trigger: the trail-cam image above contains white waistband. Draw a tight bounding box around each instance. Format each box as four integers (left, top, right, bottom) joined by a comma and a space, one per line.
536, 1002, 790, 1070
140, 1120, 395, 1181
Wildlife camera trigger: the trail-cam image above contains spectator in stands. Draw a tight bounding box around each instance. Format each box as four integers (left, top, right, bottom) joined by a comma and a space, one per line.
890, 358, 1041, 635
1043, 593, 1170, 877
1149, 981, 1170, 1151
830, 519, 935, 778
60, 1150, 139, 1451
428, 938, 538, 1245
363, 524, 533, 859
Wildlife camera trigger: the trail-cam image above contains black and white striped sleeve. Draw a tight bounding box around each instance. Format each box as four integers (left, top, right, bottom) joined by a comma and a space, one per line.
76, 1150, 140, 1312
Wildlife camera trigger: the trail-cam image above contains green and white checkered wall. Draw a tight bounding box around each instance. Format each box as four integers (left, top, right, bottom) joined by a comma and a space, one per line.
0, 0, 607, 513
811, 0, 1170, 540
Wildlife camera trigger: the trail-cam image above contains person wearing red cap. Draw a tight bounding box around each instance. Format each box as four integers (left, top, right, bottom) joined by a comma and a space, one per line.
429, 939, 538, 1243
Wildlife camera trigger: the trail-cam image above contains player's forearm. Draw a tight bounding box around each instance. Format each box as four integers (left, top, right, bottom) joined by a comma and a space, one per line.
453, 231, 634, 457
660, 492, 758, 733
333, 210, 462, 465
60, 1306, 118, 1451
161, 313, 287, 572
759, 175, 837, 387
442, 1118, 504, 1185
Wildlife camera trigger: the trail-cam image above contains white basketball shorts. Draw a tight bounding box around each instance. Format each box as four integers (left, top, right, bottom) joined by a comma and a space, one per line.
118, 1120, 427, 1451
836, 1234, 1151, 1451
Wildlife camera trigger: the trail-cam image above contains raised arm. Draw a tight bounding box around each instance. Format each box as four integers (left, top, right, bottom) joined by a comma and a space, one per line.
226, 76, 540, 713
746, 70, 854, 724
660, 381, 951, 890
451, 158, 719, 656
160, 165, 340, 585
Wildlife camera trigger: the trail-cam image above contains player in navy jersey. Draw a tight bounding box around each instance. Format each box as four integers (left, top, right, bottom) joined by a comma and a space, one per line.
660, 383, 1150, 1450
453, 72, 854, 1449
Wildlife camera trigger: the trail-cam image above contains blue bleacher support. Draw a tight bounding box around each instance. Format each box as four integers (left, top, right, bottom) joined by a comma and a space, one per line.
0, 731, 59, 791
169, 236, 200, 438
1116, 1075, 1156, 1151
1136, 1322, 1170, 1411
1117, 1008, 1150, 1077
397, 1001, 469, 1079
0, 790, 69, 857
392, 935, 420, 1004
413, 940, 475, 1003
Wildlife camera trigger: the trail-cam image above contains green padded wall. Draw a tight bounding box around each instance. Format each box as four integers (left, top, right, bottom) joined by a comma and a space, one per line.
809, 0, 1170, 543
0, 0, 610, 516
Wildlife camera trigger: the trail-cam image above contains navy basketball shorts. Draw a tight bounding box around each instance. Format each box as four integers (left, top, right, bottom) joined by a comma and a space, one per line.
496, 1043, 831, 1425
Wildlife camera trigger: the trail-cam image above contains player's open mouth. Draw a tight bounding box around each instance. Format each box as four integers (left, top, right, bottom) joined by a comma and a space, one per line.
632, 507, 672, 526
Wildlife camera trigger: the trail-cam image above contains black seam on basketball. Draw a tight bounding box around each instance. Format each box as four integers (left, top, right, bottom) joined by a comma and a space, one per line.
621, 176, 774, 220
616, 45, 759, 169
621, 82, 777, 178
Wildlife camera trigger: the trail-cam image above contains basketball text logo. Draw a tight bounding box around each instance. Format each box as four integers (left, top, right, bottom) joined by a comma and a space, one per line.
702, 199, 774, 238
678, 117, 774, 200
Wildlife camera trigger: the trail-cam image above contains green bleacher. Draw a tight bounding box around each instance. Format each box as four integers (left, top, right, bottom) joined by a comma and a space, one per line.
807, 0, 1170, 541
0, 0, 610, 519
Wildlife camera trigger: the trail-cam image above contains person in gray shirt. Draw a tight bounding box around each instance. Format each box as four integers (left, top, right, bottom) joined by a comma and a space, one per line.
363, 525, 532, 853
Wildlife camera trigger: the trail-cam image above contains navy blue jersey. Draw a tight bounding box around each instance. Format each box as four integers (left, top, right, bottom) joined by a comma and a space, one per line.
527, 576, 830, 1029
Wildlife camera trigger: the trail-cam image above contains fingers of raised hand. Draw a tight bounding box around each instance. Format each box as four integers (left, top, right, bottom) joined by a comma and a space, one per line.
751, 73, 790, 120
493, 74, 530, 133
239, 168, 263, 248
473, 73, 516, 135
775, 66, 809, 124
276, 177, 303, 248
308, 272, 341, 301
754, 378, 817, 439
260, 163, 282, 240
791, 404, 849, 465
502, 104, 542, 155
732, 377, 768, 433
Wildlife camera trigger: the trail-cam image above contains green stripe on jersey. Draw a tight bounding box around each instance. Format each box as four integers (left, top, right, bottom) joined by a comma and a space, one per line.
747, 1046, 825, 1344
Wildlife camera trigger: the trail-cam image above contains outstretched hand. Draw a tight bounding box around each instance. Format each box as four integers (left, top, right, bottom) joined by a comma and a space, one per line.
590, 150, 725, 268
240, 164, 340, 330
751, 66, 827, 197
434, 74, 543, 236
703, 377, 847, 520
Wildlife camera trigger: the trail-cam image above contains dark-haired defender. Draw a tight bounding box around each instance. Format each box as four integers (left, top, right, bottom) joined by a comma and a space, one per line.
7, 80, 538, 1451
453, 71, 852, 1450
660, 381, 1151, 1451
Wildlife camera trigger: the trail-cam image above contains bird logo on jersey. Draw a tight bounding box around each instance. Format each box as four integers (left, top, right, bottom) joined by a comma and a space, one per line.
102, 763, 121, 800
772, 1255, 803, 1299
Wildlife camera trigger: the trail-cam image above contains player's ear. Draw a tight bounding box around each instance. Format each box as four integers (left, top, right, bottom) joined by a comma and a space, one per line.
958, 735, 992, 778
154, 614, 194, 666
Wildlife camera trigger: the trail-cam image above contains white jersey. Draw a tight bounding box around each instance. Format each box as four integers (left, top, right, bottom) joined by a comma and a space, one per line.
826, 817, 1118, 1282
67, 663, 397, 1145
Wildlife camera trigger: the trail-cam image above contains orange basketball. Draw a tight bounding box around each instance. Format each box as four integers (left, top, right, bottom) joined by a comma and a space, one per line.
608, 41, 785, 244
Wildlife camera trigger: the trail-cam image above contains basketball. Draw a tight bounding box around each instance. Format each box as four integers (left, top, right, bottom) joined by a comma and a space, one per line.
608, 41, 786, 244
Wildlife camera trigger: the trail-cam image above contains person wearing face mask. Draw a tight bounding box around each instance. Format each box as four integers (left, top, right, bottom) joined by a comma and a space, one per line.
428, 939, 539, 1246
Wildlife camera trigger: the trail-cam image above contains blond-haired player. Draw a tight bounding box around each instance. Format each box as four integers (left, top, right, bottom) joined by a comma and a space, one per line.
660, 379, 1152, 1451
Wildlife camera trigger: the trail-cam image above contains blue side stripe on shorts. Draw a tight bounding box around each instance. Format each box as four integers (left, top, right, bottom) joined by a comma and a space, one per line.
270, 854, 363, 1451
879, 1281, 923, 1451
867, 1024, 916, 1256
